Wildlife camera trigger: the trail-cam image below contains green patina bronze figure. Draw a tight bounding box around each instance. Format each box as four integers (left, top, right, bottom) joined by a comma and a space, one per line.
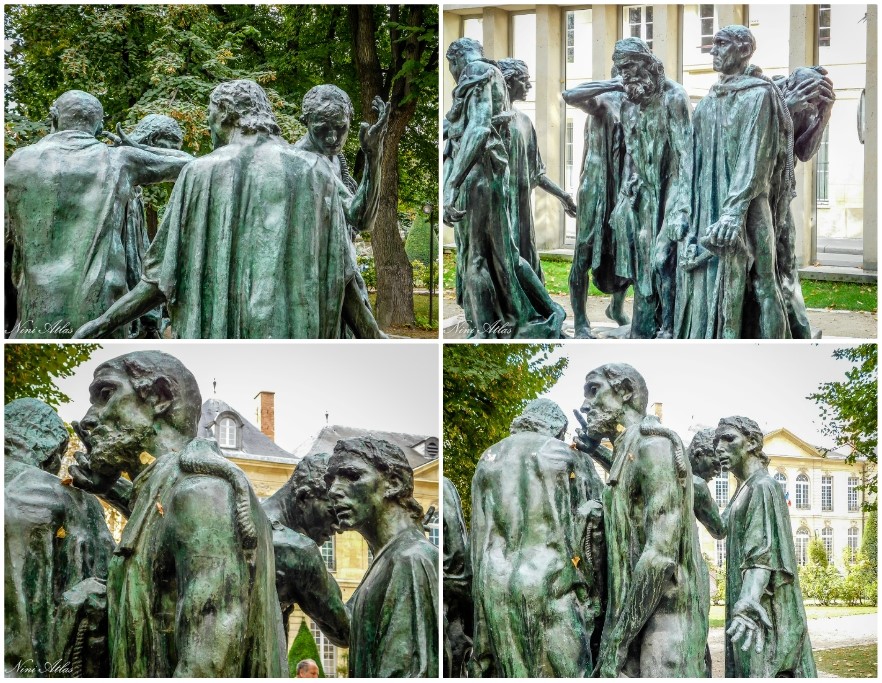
497, 59, 577, 282
688, 428, 726, 540
74, 80, 382, 339
326, 437, 439, 677
294, 84, 389, 339
262, 452, 349, 646
715, 416, 816, 677
562, 72, 631, 338
444, 38, 565, 339
67, 351, 286, 676
470, 398, 604, 678
442, 476, 472, 678
118, 114, 188, 339
4, 398, 114, 678
4, 91, 190, 339
574, 364, 708, 677
577, 39, 692, 340
679, 26, 793, 339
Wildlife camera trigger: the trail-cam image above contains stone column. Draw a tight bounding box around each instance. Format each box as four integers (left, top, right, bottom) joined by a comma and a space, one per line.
652, 5, 682, 82
864, 5, 878, 271
534, 4, 563, 249
442, 11, 461, 118
715, 4, 747, 28
789, 4, 817, 266
482, 7, 510, 61
592, 4, 620, 80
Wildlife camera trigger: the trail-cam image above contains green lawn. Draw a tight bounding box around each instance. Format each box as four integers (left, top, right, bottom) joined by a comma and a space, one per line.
815, 644, 878, 678
443, 252, 876, 311
709, 603, 878, 628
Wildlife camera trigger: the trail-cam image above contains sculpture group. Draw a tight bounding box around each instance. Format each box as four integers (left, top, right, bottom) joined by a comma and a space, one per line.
443, 25, 834, 339
5, 351, 439, 677
5, 80, 389, 340
444, 363, 816, 678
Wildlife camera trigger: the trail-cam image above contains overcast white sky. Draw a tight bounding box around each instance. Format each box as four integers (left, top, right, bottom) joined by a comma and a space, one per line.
533, 342, 869, 448
53, 342, 440, 454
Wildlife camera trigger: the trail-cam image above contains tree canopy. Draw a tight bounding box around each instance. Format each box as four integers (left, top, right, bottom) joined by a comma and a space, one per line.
808, 344, 878, 510
443, 344, 568, 521
4, 4, 438, 326
5, 343, 100, 409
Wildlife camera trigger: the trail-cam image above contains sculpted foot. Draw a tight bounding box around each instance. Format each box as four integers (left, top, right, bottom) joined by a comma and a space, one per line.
606, 303, 630, 326
574, 323, 596, 339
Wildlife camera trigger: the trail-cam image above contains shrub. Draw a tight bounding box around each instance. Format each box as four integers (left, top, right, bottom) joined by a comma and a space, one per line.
288, 621, 325, 678
411, 260, 431, 290
799, 562, 841, 606
404, 212, 433, 265
357, 253, 377, 290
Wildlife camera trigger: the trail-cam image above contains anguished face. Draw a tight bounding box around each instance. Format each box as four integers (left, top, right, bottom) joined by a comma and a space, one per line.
75, 365, 156, 478
710, 33, 746, 75
326, 452, 385, 533
306, 109, 351, 157
714, 424, 751, 476
580, 372, 626, 439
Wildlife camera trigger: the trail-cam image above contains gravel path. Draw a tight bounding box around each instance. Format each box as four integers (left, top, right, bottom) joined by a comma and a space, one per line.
707, 613, 878, 677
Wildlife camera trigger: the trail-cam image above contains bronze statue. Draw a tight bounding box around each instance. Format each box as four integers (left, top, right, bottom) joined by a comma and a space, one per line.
470, 399, 604, 677
68, 351, 286, 676
574, 363, 708, 677
443, 38, 565, 339
5, 398, 113, 677
73, 80, 381, 339
326, 437, 439, 677
4, 90, 190, 339
262, 453, 349, 646
497, 58, 577, 281
715, 416, 816, 677
688, 428, 726, 539
442, 477, 472, 678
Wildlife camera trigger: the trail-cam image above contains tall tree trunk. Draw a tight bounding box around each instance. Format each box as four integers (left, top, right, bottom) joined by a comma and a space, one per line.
350, 5, 415, 328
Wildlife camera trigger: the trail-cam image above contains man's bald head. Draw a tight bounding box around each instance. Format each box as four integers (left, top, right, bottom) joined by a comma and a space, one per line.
50, 90, 104, 135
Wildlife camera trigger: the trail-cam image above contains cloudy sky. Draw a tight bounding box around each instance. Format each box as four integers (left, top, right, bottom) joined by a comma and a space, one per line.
532, 342, 868, 448
53, 342, 440, 454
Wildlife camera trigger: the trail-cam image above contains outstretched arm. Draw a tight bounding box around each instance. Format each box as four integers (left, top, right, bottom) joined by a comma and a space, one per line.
169, 477, 249, 677
693, 478, 726, 539
537, 175, 577, 217
345, 97, 389, 231
286, 543, 350, 646
562, 78, 624, 115
597, 438, 684, 677
72, 280, 164, 338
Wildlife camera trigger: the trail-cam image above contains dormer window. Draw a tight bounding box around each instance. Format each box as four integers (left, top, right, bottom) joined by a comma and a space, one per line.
218, 416, 237, 448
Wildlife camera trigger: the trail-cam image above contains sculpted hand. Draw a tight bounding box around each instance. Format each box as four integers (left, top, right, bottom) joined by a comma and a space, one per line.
786, 70, 835, 115
571, 409, 602, 454
665, 212, 689, 241
67, 445, 118, 495
73, 316, 106, 339
443, 187, 465, 224
359, 96, 389, 158
727, 597, 772, 654
704, 214, 743, 250
561, 194, 577, 218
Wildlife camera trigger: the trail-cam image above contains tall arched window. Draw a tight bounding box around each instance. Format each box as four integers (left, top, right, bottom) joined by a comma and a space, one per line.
714, 473, 729, 508
848, 476, 860, 511
795, 473, 810, 509
821, 474, 833, 511
218, 416, 237, 448
795, 528, 810, 566
821, 527, 833, 562
847, 527, 859, 562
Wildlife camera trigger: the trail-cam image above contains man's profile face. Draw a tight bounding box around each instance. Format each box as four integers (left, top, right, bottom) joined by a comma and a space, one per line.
326, 452, 385, 532
297, 485, 338, 546
77, 365, 156, 477
714, 425, 749, 476
710, 34, 745, 75
306, 109, 351, 157
580, 372, 626, 438
207, 100, 231, 149
297, 662, 319, 678
150, 130, 184, 151
689, 445, 717, 482
509, 73, 531, 102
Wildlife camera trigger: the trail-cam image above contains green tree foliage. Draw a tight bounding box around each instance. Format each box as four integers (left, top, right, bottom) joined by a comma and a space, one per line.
839, 551, 878, 606
799, 537, 840, 605
5, 4, 438, 325
4, 344, 99, 409
808, 344, 877, 510
287, 620, 325, 678
861, 509, 877, 574
443, 344, 568, 521
704, 555, 726, 606
808, 536, 829, 567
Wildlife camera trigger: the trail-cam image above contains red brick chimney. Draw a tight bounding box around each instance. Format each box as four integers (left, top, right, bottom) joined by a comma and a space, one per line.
255, 391, 275, 441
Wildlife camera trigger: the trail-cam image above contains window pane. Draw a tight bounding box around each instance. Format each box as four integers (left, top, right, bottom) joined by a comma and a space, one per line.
563, 8, 592, 245
629, 7, 641, 25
